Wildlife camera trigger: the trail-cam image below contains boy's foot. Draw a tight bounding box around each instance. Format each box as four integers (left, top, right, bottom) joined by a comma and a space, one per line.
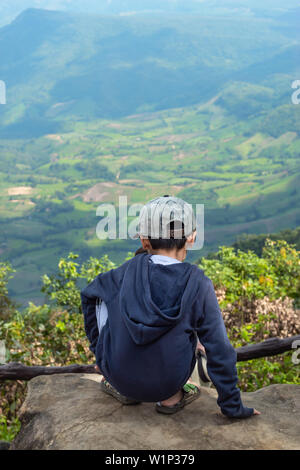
100, 378, 141, 405
155, 383, 201, 415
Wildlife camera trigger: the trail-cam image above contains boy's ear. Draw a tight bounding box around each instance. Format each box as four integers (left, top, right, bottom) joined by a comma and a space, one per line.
140, 237, 152, 251
186, 230, 197, 248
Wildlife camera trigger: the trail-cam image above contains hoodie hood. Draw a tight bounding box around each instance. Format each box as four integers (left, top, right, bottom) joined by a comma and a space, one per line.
118, 253, 202, 345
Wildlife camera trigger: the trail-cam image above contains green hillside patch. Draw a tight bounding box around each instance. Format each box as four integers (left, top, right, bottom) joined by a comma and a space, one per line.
259, 105, 300, 138
259, 173, 299, 195
235, 133, 274, 158
216, 82, 276, 119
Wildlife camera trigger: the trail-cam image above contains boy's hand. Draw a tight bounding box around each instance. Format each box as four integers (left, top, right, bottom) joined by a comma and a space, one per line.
253, 409, 261, 415
196, 340, 205, 354
94, 365, 101, 373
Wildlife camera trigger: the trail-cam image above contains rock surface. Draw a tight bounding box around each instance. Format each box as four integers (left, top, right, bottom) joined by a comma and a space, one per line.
11, 373, 300, 450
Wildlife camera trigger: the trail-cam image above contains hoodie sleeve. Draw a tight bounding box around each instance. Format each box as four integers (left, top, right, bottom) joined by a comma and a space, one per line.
80, 261, 130, 354
195, 278, 254, 419
80, 277, 101, 355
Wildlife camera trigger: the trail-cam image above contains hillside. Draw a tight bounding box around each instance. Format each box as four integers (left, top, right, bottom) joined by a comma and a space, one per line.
0, 8, 299, 137
232, 227, 300, 256
0, 8, 299, 305
1, 92, 299, 305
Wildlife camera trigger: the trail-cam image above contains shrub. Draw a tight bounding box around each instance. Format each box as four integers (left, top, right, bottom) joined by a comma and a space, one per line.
199, 239, 300, 307
41, 253, 116, 313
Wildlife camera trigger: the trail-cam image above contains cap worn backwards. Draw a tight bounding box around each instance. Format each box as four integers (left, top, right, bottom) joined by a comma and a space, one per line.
137, 195, 196, 239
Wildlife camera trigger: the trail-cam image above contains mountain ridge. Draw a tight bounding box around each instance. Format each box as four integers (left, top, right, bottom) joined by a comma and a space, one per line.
0, 7, 298, 137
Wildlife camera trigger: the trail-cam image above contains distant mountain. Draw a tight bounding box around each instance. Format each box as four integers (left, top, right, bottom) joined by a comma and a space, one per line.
0, 8, 299, 139
1, 0, 300, 27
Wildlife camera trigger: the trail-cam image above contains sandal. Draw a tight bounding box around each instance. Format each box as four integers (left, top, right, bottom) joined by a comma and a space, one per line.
155, 383, 201, 415
100, 378, 141, 405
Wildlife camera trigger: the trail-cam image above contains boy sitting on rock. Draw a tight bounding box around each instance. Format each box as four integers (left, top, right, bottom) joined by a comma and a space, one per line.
81, 196, 259, 417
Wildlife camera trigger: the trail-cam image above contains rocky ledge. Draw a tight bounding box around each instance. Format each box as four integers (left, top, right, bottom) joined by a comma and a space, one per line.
10, 373, 300, 450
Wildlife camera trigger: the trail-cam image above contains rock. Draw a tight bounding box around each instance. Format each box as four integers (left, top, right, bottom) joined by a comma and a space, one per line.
11, 373, 300, 450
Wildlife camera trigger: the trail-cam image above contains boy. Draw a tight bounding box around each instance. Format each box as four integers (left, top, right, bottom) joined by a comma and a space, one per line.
81, 196, 260, 418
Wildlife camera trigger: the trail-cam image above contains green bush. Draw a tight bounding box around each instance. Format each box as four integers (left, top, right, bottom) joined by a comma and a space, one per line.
237, 352, 299, 392
41, 253, 116, 313
198, 238, 300, 307
1, 303, 93, 366
0, 416, 21, 442
198, 239, 300, 392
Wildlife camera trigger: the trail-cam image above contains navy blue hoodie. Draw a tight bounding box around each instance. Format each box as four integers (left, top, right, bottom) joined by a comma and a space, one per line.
81, 253, 254, 418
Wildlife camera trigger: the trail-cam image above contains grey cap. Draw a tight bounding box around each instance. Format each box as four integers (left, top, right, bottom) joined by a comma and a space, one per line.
136, 195, 196, 239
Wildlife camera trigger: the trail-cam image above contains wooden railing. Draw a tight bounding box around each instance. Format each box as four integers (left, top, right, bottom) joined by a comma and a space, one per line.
0, 335, 299, 381
235, 335, 300, 361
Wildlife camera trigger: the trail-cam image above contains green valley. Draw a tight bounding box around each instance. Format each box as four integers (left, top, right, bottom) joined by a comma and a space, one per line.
0, 7, 299, 306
